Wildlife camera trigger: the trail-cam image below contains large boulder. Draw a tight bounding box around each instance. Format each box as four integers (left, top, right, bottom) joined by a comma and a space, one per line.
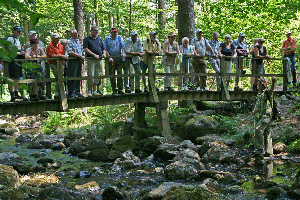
273, 142, 287, 154
180, 115, 218, 142
69, 138, 108, 156
27, 134, 64, 149
265, 186, 288, 200
0, 152, 24, 168
201, 145, 237, 164
64, 129, 87, 147
0, 164, 20, 188
102, 186, 125, 200
0, 122, 19, 136
0, 187, 28, 200
163, 184, 227, 200
141, 136, 163, 155
112, 150, 141, 170
165, 149, 204, 180
195, 134, 235, 146
112, 135, 137, 153
154, 144, 183, 161
142, 182, 183, 200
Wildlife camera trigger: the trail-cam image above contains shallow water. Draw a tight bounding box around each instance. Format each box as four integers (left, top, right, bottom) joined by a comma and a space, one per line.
0, 136, 299, 199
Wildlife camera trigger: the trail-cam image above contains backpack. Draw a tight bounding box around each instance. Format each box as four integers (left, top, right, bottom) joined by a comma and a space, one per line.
146, 38, 159, 47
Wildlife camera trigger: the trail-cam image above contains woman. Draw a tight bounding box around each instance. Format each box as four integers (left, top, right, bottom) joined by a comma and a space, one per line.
249, 38, 258, 89
162, 32, 179, 91
25, 38, 47, 101
179, 37, 196, 90
252, 38, 271, 91
218, 34, 237, 88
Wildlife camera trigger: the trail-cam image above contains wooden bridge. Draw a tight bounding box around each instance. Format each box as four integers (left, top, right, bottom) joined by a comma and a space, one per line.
0, 55, 290, 139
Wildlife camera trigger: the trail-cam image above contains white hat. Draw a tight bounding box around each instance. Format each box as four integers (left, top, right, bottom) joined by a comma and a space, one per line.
131, 30, 138, 35
285, 30, 292, 34
28, 30, 37, 36
51, 33, 60, 39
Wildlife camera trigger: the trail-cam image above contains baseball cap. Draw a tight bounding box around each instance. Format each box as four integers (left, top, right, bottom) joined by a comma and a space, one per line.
131, 30, 138, 35
149, 31, 158, 36
196, 29, 203, 33
111, 27, 118, 32
239, 32, 246, 37
12, 26, 23, 32
28, 30, 37, 36
51, 33, 60, 39
168, 32, 176, 37
285, 30, 292, 34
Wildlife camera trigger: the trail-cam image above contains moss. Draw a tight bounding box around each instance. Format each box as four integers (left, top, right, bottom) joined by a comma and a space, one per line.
112, 135, 137, 152
241, 181, 255, 191
0, 164, 19, 188
288, 139, 300, 153
0, 187, 28, 200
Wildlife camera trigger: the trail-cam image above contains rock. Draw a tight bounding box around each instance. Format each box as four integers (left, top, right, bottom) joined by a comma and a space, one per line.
74, 171, 92, 179
0, 152, 23, 166
113, 150, 141, 170
277, 95, 293, 106
266, 186, 288, 199
181, 115, 218, 142
64, 129, 87, 147
163, 184, 226, 200
39, 184, 95, 199
142, 182, 183, 200
0, 187, 28, 200
75, 181, 101, 194
16, 133, 34, 143
27, 134, 64, 149
199, 170, 222, 179
51, 142, 65, 150
88, 149, 111, 162
179, 140, 195, 148
224, 185, 244, 194
19, 185, 39, 199
201, 145, 237, 164
124, 118, 134, 135
141, 136, 163, 156
165, 151, 204, 180
0, 164, 20, 188
273, 142, 287, 154
200, 178, 222, 193
154, 143, 183, 161
288, 189, 300, 199
219, 173, 239, 185
102, 186, 124, 200
68, 138, 108, 156
37, 158, 54, 164
12, 163, 33, 174
108, 150, 122, 161
195, 134, 235, 146
0, 123, 19, 136
112, 135, 137, 153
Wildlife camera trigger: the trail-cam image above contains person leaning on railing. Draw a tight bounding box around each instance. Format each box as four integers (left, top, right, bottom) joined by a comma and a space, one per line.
252, 38, 271, 91
179, 37, 196, 91
140, 31, 161, 92
208, 32, 222, 91
162, 32, 179, 91
25, 38, 47, 101
218, 34, 237, 90
46, 33, 67, 99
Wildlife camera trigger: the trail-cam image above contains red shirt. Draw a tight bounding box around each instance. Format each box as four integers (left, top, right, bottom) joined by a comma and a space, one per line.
46, 41, 65, 64
282, 38, 297, 55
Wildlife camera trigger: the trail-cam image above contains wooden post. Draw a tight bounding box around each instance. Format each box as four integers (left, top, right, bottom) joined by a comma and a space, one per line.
156, 101, 171, 139
148, 55, 159, 102
57, 59, 69, 112
220, 58, 230, 101
45, 62, 52, 99
283, 58, 288, 94
133, 103, 147, 141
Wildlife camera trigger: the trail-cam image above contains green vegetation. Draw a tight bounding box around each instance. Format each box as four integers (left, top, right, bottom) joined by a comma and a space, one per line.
288, 139, 300, 153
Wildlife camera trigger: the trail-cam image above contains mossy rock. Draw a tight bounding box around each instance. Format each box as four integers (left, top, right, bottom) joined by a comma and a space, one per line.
0, 187, 28, 200
112, 136, 137, 152
163, 185, 225, 200
288, 140, 300, 154
88, 149, 111, 162
181, 115, 218, 142
0, 164, 20, 188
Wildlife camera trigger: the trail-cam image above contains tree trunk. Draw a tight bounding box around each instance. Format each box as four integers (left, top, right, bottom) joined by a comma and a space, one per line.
178, 0, 195, 45
73, 0, 84, 42
22, 14, 29, 43
94, 0, 99, 27
178, 0, 195, 108
158, 0, 167, 31
128, 0, 132, 36
109, 12, 114, 29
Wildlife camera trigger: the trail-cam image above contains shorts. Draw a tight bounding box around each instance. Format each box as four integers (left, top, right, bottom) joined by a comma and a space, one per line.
87, 59, 102, 85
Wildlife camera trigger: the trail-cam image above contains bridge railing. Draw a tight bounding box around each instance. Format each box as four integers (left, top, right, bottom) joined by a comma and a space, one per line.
1, 54, 289, 111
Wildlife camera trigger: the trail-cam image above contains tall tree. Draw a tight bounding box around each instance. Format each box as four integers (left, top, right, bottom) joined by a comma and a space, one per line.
178, 0, 195, 45
158, 0, 167, 31
73, 0, 84, 41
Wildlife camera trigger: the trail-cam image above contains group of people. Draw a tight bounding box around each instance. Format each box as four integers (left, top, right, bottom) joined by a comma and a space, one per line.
4, 25, 298, 102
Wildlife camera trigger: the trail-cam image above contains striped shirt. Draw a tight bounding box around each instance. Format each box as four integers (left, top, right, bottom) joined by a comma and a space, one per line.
67, 37, 83, 56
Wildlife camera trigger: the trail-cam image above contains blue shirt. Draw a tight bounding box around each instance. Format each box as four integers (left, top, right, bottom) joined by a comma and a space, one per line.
232, 39, 247, 50
67, 37, 83, 56
125, 37, 143, 64
104, 34, 124, 56
83, 35, 104, 57
208, 39, 222, 56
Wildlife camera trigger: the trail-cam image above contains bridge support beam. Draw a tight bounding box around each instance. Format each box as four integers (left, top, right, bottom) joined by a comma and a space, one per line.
133, 101, 171, 141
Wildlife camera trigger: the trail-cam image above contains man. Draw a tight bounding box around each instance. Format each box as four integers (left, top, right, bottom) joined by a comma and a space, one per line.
66, 28, 85, 98
281, 30, 297, 86
46, 33, 67, 99
253, 77, 277, 157
6, 25, 28, 102
208, 32, 222, 91
24, 30, 47, 100
140, 31, 161, 92
232, 32, 248, 91
124, 30, 143, 93
83, 26, 106, 96
104, 27, 126, 94
191, 29, 216, 91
